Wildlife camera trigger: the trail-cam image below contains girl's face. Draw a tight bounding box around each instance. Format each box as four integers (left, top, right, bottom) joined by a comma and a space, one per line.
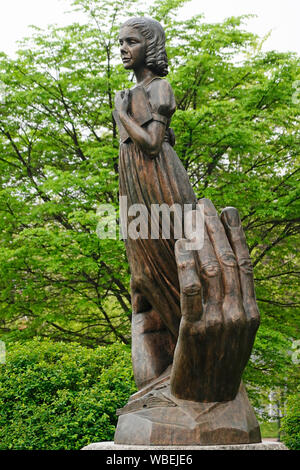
119, 26, 147, 71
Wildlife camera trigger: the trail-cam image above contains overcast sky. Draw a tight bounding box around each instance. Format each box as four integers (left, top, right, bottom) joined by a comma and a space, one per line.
0, 0, 299, 56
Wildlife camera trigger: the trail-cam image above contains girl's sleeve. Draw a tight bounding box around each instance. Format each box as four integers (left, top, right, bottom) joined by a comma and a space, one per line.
147, 79, 176, 126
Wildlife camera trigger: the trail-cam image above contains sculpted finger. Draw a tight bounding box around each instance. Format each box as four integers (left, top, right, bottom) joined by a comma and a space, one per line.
198, 199, 243, 302
172, 239, 205, 401
196, 223, 223, 332
175, 239, 203, 323
220, 207, 260, 330
196, 224, 222, 304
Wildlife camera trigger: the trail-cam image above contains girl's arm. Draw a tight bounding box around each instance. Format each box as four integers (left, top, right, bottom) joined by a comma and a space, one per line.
116, 90, 166, 158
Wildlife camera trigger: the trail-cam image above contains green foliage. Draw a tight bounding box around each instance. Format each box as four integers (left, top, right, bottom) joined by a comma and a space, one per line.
0, 0, 299, 405
259, 421, 279, 439
281, 391, 300, 450
243, 323, 299, 411
0, 338, 136, 450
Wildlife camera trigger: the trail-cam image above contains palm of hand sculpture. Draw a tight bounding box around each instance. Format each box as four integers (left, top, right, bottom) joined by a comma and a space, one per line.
171, 199, 260, 402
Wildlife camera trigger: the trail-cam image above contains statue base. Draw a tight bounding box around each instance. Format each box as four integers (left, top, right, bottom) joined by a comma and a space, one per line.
114, 371, 261, 446
82, 441, 287, 450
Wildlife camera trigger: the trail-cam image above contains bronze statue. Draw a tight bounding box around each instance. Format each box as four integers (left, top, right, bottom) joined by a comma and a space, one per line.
113, 16, 261, 446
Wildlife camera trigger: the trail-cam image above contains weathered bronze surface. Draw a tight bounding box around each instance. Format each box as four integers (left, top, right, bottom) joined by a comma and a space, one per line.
113, 16, 261, 445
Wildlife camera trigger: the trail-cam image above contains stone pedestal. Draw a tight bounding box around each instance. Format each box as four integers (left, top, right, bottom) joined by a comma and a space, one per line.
82, 441, 287, 450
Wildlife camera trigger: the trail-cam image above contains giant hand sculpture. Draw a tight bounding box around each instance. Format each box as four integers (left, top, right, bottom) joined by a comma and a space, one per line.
171, 200, 260, 403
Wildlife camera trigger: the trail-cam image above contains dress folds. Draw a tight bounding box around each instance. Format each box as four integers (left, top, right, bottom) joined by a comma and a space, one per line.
118, 78, 197, 337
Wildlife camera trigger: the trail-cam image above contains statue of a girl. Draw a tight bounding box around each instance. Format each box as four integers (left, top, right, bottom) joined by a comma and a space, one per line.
115, 17, 198, 388
113, 17, 261, 445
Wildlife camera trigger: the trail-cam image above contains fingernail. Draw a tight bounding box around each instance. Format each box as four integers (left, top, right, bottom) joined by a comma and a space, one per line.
222, 207, 241, 227
198, 198, 217, 216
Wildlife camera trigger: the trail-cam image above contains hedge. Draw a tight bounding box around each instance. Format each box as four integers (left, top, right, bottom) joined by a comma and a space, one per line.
0, 339, 136, 450
281, 390, 300, 450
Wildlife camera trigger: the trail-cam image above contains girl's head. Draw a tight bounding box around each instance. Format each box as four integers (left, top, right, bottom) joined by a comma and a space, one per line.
120, 17, 168, 76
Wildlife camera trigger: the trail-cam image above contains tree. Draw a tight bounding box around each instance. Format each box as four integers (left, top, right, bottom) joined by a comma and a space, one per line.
0, 0, 299, 398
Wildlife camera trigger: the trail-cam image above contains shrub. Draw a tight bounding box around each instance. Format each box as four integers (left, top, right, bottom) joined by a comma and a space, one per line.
281, 391, 300, 450
0, 339, 136, 450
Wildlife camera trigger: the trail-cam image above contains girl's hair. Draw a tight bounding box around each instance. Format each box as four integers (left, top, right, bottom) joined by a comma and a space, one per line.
121, 17, 168, 77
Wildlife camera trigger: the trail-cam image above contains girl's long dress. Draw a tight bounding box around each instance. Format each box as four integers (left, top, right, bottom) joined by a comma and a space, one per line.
118, 78, 197, 338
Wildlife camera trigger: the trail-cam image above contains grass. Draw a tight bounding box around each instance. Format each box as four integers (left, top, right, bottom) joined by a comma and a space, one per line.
260, 421, 280, 439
